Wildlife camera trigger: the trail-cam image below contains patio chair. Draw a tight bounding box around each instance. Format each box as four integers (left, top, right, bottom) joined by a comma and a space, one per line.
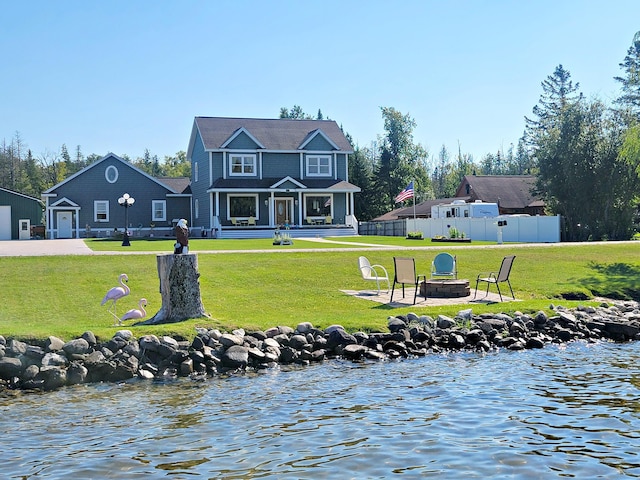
358, 256, 390, 295
325, 215, 332, 224
390, 257, 426, 304
248, 216, 256, 226
431, 252, 457, 279
474, 255, 516, 301
231, 218, 238, 226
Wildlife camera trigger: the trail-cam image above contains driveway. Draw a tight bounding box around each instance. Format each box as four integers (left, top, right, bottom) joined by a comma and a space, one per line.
0, 239, 94, 256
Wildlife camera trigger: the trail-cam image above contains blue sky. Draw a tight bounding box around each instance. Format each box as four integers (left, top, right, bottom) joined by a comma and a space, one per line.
2, 1, 639, 164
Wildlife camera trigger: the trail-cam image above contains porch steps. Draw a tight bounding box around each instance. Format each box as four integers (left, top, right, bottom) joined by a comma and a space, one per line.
216, 226, 356, 240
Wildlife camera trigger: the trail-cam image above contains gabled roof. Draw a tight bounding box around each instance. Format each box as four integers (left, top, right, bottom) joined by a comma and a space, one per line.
43, 153, 187, 195
0, 186, 42, 203
189, 117, 353, 154
457, 175, 540, 209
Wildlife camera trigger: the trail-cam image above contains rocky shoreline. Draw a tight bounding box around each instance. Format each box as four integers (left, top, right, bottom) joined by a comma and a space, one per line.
1, 300, 640, 392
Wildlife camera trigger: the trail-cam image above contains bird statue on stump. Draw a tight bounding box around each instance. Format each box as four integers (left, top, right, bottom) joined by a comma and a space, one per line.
174, 218, 189, 254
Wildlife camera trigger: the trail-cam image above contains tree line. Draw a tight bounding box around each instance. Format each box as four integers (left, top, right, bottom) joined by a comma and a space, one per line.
2, 33, 639, 241
0, 138, 190, 200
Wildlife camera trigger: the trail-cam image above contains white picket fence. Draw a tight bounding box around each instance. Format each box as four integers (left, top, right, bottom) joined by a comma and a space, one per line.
404, 215, 561, 243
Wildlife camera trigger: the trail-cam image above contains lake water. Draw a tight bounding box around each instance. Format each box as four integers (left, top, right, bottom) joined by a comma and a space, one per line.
2, 341, 640, 479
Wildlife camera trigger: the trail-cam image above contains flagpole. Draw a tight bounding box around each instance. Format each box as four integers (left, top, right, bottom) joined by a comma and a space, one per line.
412, 180, 417, 232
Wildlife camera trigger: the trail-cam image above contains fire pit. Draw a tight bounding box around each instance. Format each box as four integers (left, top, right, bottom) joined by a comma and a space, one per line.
420, 279, 470, 298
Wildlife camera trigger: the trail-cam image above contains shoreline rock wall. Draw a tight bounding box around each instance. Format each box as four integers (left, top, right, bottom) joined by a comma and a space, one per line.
1, 300, 639, 392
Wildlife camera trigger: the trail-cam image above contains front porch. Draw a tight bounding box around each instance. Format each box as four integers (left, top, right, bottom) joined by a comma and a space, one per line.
197, 223, 357, 239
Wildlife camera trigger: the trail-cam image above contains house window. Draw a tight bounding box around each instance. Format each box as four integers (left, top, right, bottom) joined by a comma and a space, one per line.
94, 201, 109, 222
304, 195, 332, 217
194, 199, 199, 219
228, 195, 258, 219
194, 162, 199, 182
105, 165, 119, 183
152, 200, 166, 222
306, 155, 331, 176
229, 155, 256, 176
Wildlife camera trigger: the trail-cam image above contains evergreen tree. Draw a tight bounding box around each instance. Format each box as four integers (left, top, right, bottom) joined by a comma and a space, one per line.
614, 31, 640, 121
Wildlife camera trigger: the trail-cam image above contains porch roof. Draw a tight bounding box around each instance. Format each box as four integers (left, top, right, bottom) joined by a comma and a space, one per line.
208, 177, 360, 193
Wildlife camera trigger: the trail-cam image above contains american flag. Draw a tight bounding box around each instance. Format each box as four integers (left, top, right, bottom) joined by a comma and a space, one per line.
394, 182, 414, 203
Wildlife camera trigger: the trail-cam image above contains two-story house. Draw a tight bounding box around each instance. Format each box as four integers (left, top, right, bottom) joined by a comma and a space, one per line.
187, 116, 360, 238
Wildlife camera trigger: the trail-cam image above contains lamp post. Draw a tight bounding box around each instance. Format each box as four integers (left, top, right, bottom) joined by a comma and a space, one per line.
118, 193, 135, 246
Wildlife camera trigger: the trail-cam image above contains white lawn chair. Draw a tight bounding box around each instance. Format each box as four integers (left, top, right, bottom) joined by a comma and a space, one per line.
358, 256, 390, 294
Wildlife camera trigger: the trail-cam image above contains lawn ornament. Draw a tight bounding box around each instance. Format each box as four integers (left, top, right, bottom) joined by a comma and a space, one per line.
119, 298, 147, 325
101, 273, 130, 321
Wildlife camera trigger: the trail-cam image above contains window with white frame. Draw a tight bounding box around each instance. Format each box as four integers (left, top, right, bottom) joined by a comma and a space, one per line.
194, 199, 199, 219
94, 201, 109, 222
228, 195, 258, 219
306, 155, 331, 176
304, 195, 332, 217
194, 162, 199, 182
229, 154, 256, 176
152, 200, 166, 222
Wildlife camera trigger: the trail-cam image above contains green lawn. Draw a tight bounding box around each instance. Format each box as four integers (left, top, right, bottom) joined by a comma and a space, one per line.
1, 240, 639, 342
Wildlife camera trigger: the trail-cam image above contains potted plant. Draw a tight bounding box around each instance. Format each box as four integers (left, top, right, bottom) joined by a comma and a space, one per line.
406, 231, 424, 240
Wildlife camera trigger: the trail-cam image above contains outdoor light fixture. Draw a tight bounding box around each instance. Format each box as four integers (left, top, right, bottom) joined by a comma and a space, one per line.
117, 193, 135, 246
264, 199, 269, 206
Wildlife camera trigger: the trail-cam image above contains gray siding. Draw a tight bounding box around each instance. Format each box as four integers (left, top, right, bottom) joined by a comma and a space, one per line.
190, 130, 210, 229
262, 152, 299, 178
336, 153, 347, 179
304, 135, 334, 151
227, 132, 259, 150
51, 156, 190, 231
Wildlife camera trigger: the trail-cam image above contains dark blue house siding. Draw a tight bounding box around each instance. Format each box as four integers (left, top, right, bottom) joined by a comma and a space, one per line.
262, 153, 300, 178
190, 130, 211, 228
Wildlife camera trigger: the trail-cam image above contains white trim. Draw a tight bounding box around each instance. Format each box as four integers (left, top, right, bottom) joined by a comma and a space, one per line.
51, 196, 80, 207
94, 200, 109, 222
298, 129, 340, 150
105, 165, 119, 184
226, 193, 259, 221
306, 155, 332, 177
221, 127, 266, 149
270, 176, 307, 189
194, 162, 199, 183
152, 200, 167, 222
229, 154, 257, 176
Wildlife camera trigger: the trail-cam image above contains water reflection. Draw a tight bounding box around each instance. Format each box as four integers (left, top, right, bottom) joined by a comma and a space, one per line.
2, 342, 640, 478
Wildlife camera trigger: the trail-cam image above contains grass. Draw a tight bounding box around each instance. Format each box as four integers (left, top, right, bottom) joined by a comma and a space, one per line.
1, 238, 639, 343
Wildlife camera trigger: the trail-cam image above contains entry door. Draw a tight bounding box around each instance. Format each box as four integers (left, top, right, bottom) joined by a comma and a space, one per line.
275, 198, 293, 226
19, 219, 30, 240
57, 211, 73, 238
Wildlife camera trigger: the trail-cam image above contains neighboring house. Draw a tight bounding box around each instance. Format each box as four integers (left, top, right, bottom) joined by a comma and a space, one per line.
0, 187, 44, 240
187, 116, 360, 237
42, 153, 191, 239
455, 175, 544, 216
374, 175, 544, 221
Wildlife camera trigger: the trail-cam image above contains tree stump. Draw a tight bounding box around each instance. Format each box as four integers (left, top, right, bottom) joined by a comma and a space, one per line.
138, 254, 206, 325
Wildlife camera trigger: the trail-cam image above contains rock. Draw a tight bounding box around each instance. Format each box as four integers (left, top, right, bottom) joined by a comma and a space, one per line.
436, 315, 456, 329
221, 345, 249, 369
63, 339, 90, 356
45, 336, 65, 352
0, 357, 24, 379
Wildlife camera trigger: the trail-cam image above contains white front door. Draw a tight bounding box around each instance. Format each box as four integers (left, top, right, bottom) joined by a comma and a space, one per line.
19, 219, 30, 240
0, 206, 11, 240
57, 211, 73, 238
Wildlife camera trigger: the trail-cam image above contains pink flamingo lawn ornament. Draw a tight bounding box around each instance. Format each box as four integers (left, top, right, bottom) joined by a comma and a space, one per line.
101, 273, 130, 321
118, 298, 147, 326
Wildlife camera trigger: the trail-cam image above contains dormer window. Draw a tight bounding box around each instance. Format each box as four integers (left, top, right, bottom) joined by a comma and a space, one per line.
306, 155, 331, 176
230, 154, 256, 176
